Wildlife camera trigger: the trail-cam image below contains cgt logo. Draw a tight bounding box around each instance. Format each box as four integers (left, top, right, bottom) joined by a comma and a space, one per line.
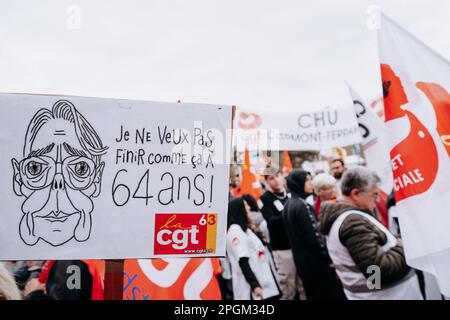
154, 213, 217, 255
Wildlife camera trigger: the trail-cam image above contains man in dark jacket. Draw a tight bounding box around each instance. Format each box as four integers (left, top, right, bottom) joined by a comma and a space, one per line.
319, 167, 422, 300
260, 167, 304, 299
282, 169, 346, 300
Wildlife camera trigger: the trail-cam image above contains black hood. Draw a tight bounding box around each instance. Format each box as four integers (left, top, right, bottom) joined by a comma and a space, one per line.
286, 169, 310, 200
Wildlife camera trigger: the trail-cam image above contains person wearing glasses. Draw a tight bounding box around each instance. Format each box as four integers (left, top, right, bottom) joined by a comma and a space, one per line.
11, 99, 107, 247
319, 166, 423, 300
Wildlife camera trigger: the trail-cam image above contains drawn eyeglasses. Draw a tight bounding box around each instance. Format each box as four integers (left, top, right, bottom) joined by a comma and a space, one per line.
19, 155, 97, 191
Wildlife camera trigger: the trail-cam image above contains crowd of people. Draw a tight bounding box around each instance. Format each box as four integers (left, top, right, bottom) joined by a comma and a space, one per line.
224, 158, 425, 300
0, 158, 428, 300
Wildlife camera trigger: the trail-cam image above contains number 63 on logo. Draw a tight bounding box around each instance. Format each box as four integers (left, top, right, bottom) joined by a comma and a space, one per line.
154, 213, 217, 255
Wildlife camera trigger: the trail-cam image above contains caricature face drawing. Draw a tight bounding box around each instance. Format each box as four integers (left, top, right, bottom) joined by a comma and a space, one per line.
11, 100, 107, 246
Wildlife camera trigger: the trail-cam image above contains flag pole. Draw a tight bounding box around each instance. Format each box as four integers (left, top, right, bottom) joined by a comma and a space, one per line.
104, 260, 124, 300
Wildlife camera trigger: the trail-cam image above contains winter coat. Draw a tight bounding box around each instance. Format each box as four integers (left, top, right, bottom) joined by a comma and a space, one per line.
282, 170, 332, 276
319, 200, 423, 300
260, 190, 291, 250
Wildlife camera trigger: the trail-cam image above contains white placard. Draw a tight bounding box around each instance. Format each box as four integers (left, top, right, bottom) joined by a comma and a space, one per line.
0, 93, 232, 260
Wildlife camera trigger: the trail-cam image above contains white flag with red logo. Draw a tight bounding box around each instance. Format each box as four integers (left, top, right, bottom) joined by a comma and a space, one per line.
378, 14, 450, 295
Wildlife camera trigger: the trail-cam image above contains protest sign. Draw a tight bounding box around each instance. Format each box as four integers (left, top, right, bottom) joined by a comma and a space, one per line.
0, 93, 233, 260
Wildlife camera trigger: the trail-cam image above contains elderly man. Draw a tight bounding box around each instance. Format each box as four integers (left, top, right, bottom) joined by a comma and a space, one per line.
11, 99, 107, 247
319, 166, 423, 300
312, 173, 337, 218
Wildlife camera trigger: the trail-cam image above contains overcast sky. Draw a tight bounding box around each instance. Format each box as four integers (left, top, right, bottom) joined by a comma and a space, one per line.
0, 0, 449, 111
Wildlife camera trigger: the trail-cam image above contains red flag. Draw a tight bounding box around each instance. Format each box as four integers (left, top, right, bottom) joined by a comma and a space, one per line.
123, 258, 222, 300
240, 149, 263, 200
282, 150, 293, 175
375, 190, 389, 228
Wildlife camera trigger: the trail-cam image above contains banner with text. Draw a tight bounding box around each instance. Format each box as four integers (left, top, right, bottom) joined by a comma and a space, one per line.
233, 105, 361, 151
